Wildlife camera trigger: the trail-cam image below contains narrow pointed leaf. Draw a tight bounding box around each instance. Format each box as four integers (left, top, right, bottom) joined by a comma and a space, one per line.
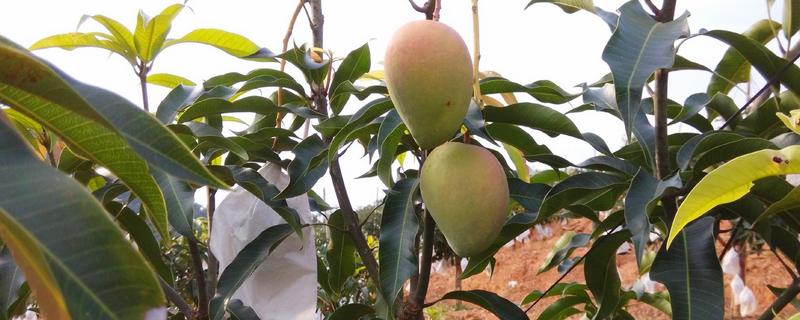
377, 110, 406, 187
226, 300, 259, 320
329, 43, 371, 114
0, 118, 165, 319
436, 290, 528, 320
164, 28, 276, 61
134, 4, 183, 62
785, 0, 800, 38
29, 32, 132, 62
147, 73, 195, 89
652, 217, 723, 320
668, 145, 800, 247
328, 98, 394, 162
707, 20, 782, 96
178, 96, 277, 123
379, 178, 420, 302
328, 303, 374, 320
276, 135, 328, 199
584, 230, 629, 320
525, 0, 595, 13
479, 77, 580, 104
326, 211, 356, 294
210, 224, 294, 320
82, 14, 136, 56
602, 0, 689, 146
704, 29, 800, 95
483, 103, 582, 139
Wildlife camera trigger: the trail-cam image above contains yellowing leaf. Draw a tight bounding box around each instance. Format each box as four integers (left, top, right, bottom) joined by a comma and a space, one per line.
668, 145, 800, 247
777, 110, 800, 134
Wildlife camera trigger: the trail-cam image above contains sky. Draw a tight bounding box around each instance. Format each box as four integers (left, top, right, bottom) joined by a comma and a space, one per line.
0, 0, 780, 208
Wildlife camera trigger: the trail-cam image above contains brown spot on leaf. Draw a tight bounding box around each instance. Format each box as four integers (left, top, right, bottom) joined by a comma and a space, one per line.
773, 156, 784, 164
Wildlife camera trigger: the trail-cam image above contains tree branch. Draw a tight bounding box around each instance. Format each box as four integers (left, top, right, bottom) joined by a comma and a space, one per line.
759, 277, 800, 320
137, 61, 150, 112
206, 188, 218, 299
187, 239, 208, 319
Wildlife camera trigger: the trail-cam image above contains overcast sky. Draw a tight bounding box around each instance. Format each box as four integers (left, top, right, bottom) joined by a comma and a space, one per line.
0, 0, 777, 208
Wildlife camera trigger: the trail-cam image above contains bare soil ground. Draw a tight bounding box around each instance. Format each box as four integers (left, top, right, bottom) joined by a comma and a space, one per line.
423, 219, 795, 319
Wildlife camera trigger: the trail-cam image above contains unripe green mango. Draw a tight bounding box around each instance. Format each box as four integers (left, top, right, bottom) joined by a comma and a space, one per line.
420, 142, 510, 257
384, 20, 473, 150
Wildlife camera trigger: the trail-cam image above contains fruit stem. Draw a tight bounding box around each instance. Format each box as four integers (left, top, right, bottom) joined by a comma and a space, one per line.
471, 0, 482, 108
413, 208, 436, 306
432, 0, 441, 21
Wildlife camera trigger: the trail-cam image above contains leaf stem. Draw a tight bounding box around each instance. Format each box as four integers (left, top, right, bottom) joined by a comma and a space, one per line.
137, 61, 150, 112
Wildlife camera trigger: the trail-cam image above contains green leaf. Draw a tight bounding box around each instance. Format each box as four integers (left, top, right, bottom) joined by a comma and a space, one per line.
276, 135, 328, 199
436, 290, 529, 320
134, 4, 184, 62
107, 202, 172, 282
152, 169, 195, 240
164, 28, 276, 61
377, 110, 407, 187
479, 78, 580, 104
602, 0, 689, 161
147, 73, 195, 88
760, 185, 800, 222
379, 178, 420, 302
326, 211, 356, 294
178, 96, 277, 123
155, 85, 201, 124
226, 300, 259, 320
29, 32, 133, 63
327, 304, 375, 320
624, 170, 681, 265
210, 224, 294, 320
652, 217, 723, 320
667, 146, 800, 246
525, 0, 595, 13
707, 20, 782, 96
80, 14, 136, 57
537, 297, 585, 320
0, 247, 24, 319
204, 69, 303, 95
0, 40, 176, 240
785, 0, 800, 38
0, 117, 164, 319
329, 43, 371, 115
539, 172, 627, 220
483, 103, 582, 139
538, 231, 590, 273
522, 282, 589, 305
584, 230, 629, 320
279, 46, 329, 86
704, 29, 800, 95
328, 98, 393, 162
183, 122, 249, 161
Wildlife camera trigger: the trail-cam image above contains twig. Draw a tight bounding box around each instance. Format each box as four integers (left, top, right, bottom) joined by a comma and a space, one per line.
525, 220, 624, 313
206, 188, 218, 298
525, 254, 586, 313
720, 45, 800, 130
137, 61, 150, 112
274, 0, 306, 133
770, 246, 799, 280
758, 277, 800, 320
408, 0, 427, 12
303, 2, 380, 282
187, 239, 208, 319
717, 221, 740, 261
746, 42, 800, 113
643, 0, 660, 16
158, 276, 194, 318
471, 0, 482, 108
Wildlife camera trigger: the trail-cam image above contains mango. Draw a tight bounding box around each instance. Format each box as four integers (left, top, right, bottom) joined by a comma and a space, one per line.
420, 142, 510, 257
384, 20, 473, 150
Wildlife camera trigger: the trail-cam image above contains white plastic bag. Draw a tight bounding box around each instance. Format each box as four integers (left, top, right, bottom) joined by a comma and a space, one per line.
721, 250, 741, 276
210, 164, 317, 320
738, 286, 758, 316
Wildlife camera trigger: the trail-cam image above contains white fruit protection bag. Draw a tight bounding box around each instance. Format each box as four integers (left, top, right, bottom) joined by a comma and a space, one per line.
210, 164, 317, 319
